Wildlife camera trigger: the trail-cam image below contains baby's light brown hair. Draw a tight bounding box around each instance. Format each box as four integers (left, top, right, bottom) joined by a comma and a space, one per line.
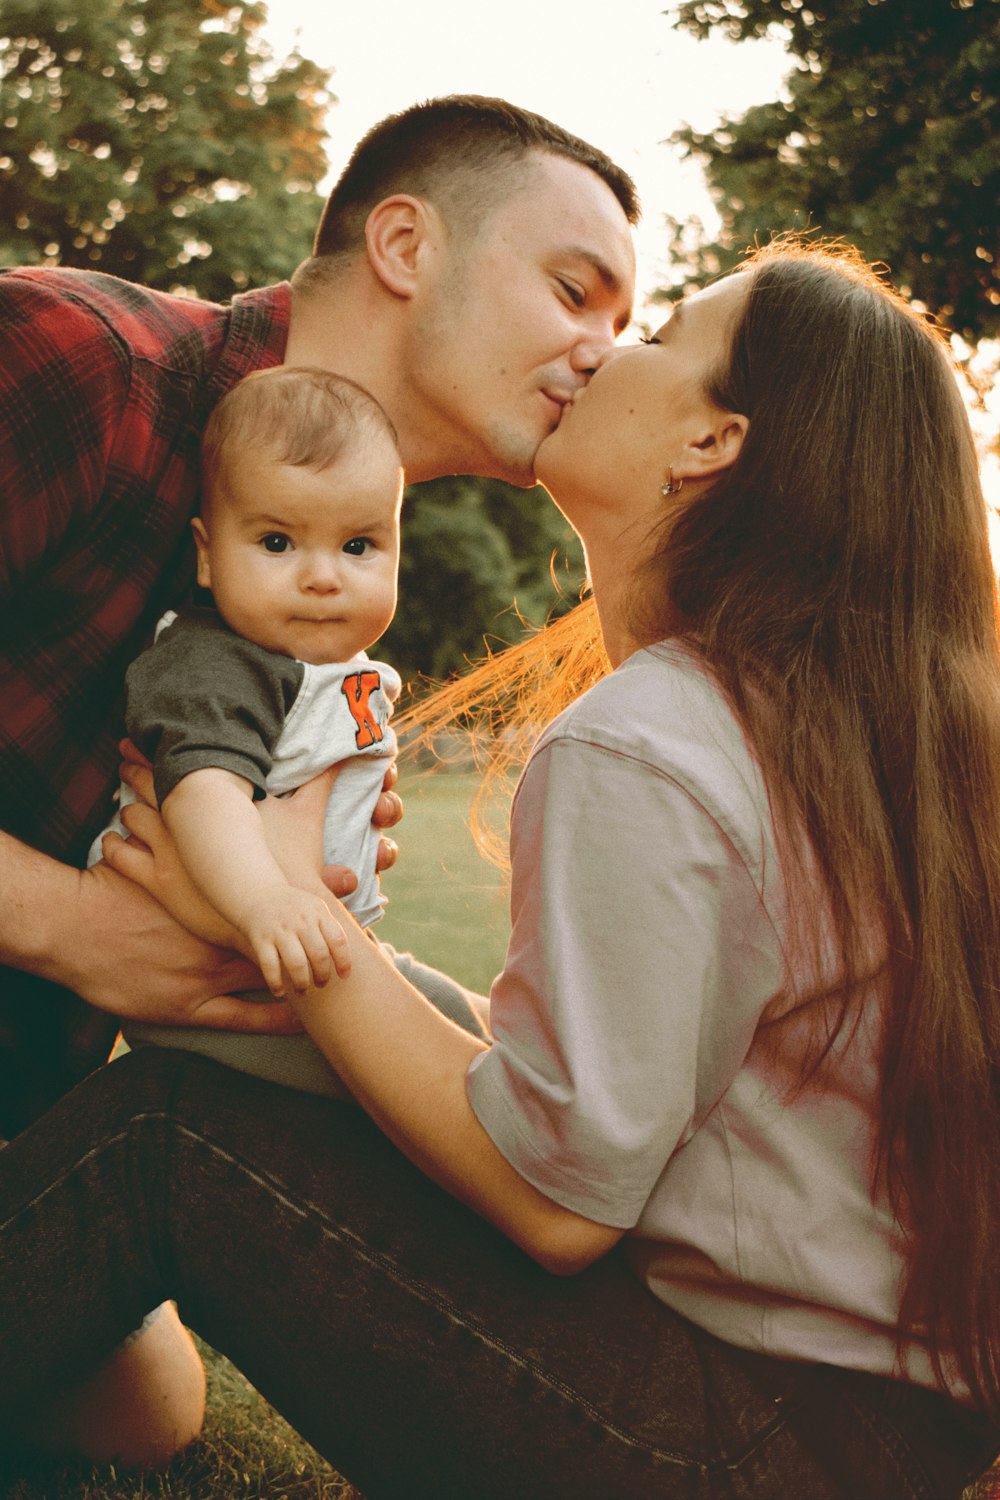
200, 366, 398, 517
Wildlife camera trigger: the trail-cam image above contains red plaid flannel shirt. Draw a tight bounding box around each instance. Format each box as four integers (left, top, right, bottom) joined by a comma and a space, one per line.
0, 268, 290, 1128
0, 267, 291, 864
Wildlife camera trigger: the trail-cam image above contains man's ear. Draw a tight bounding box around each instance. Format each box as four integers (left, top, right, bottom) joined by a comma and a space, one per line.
191, 516, 212, 590
364, 195, 440, 299
676, 412, 749, 482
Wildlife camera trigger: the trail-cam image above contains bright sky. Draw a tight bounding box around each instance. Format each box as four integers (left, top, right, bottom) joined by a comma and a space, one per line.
262, 0, 791, 326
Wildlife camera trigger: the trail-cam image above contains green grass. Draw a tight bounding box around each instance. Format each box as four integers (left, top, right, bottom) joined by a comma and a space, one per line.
0, 769, 507, 1500
376, 765, 511, 996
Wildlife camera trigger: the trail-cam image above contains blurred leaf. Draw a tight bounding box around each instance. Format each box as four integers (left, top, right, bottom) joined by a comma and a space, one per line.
0, 0, 331, 297
667, 0, 1000, 342
380, 478, 586, 689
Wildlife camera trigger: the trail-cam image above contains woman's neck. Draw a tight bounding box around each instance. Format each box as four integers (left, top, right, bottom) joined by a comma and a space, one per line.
585, 548, 647, 669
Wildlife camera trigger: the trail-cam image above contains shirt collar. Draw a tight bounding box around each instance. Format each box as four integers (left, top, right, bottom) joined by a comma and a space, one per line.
199, 281, 292, 419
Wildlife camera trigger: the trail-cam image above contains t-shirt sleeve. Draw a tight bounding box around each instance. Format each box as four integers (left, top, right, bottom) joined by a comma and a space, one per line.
124, 619, 305, 806
466, 733, 785, 1228
0, 274, 129, 590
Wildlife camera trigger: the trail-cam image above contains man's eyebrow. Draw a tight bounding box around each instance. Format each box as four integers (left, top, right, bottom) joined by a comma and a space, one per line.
563, 246, 634, 328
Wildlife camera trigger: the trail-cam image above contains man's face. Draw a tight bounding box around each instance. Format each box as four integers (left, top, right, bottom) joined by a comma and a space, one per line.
406, 153, 636, 486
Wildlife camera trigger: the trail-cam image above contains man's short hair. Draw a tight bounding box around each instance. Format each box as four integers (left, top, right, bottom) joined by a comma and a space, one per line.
201, 367, 397, 506
297, 94, 639, 287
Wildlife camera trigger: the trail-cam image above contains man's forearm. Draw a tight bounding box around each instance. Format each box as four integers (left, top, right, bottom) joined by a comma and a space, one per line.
0, 829, 86, 983
0, 825, 261, 1024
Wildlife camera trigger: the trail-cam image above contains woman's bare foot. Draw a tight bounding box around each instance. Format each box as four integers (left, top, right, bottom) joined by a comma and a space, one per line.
26, 1301, 206, 1468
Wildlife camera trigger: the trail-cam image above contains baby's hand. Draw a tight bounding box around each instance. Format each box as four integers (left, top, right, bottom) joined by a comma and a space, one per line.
241, 886, 352, 997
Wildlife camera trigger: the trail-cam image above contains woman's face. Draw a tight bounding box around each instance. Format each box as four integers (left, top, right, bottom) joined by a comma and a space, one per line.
534, 273, 750, 537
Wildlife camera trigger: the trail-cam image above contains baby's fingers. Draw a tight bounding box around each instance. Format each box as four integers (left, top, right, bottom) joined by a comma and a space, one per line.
276, 934, 315, 994
255, 940, 288, 999
321, 911, 353, 980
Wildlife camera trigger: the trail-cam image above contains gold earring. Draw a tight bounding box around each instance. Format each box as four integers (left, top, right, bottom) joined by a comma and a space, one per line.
660, 468, 684, 497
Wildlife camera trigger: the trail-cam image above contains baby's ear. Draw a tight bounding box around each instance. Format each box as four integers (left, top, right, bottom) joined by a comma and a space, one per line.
191, 516, 212, 590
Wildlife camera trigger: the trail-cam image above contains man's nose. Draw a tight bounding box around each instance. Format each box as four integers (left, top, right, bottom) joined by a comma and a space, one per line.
569, 323, 622, 377
592, 342, 625, 372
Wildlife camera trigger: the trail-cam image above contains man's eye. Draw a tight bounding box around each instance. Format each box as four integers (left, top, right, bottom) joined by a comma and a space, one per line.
558, 279, 585, 308
343, 537, 371, 556
639, 336, 661, 346
261, 533, 291, 553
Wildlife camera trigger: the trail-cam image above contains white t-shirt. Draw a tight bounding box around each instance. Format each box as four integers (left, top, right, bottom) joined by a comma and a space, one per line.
467, 641, 954, 1397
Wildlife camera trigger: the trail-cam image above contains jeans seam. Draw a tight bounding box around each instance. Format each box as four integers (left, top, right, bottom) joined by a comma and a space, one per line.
171, 1115, 796, 1477
0, 1129, 133, 1232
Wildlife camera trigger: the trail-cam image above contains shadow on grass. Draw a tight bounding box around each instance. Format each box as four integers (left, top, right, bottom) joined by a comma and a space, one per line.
0, 1337, 362, 1500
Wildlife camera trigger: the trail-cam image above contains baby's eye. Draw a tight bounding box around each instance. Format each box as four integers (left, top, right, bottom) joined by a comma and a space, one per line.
261, 533, 292, 553
342, 537, 372, 556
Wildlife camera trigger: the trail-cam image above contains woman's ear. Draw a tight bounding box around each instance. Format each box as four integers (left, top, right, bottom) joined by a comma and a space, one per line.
676, 412, 749, 482
191, 516, 212, 591
364, 195, 440, 299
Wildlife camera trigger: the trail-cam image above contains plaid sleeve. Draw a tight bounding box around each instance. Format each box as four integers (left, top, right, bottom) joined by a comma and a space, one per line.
0, 273, 129, 590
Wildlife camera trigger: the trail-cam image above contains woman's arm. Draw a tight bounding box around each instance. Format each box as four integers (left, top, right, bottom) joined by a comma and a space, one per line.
290, 911, 624, 1275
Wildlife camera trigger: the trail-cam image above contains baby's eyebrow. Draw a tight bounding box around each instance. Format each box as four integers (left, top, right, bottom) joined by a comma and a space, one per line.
245, 512, 292, 528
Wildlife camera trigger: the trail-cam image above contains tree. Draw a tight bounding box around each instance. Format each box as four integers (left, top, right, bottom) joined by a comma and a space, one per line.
667, 0, 1000, 342
0, 0, 330, 300
381, 479, 587, 688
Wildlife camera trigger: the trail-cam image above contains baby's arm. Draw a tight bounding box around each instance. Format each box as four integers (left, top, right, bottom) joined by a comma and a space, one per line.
161, 768, 351, 997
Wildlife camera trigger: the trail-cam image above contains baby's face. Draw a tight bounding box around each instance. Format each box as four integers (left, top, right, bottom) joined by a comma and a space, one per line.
193, 432, 403, 665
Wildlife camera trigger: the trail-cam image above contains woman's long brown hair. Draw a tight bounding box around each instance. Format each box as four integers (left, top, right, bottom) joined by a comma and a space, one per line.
401, 239, 1000, 1411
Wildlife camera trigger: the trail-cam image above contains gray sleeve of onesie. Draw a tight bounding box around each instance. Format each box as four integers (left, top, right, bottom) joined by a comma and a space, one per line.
124, 615, 305, 807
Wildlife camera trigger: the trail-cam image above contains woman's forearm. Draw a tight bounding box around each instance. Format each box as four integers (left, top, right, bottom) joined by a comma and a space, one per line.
290, 912, 623, 1275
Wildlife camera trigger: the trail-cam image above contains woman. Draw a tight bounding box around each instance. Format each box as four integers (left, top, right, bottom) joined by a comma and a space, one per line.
2, 239, 999, 1499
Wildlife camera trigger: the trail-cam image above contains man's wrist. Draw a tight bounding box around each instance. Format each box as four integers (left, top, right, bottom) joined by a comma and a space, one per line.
0, 834, 87, 982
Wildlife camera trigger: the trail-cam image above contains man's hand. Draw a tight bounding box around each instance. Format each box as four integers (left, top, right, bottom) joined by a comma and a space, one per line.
67, 861, 303, 1033
372, 759, 402, 874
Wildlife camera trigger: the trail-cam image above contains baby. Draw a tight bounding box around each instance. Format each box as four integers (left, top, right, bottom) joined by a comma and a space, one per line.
91, 366, 404, 1093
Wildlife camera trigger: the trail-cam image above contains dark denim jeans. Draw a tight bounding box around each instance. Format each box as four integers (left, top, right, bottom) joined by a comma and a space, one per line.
0, 1048, 996, 1500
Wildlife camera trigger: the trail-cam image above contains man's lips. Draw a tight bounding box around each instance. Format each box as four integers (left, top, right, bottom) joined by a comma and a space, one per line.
542, 390, 576, 421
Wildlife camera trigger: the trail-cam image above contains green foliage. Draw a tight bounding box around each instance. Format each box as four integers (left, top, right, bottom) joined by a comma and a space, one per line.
0, 0, 330, 299
668, 0, 1000, 341
381, 478, 587, 687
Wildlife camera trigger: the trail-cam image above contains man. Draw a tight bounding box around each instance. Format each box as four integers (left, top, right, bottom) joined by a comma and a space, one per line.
0, 94, 638, 1133
0, 96, 636, 1463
